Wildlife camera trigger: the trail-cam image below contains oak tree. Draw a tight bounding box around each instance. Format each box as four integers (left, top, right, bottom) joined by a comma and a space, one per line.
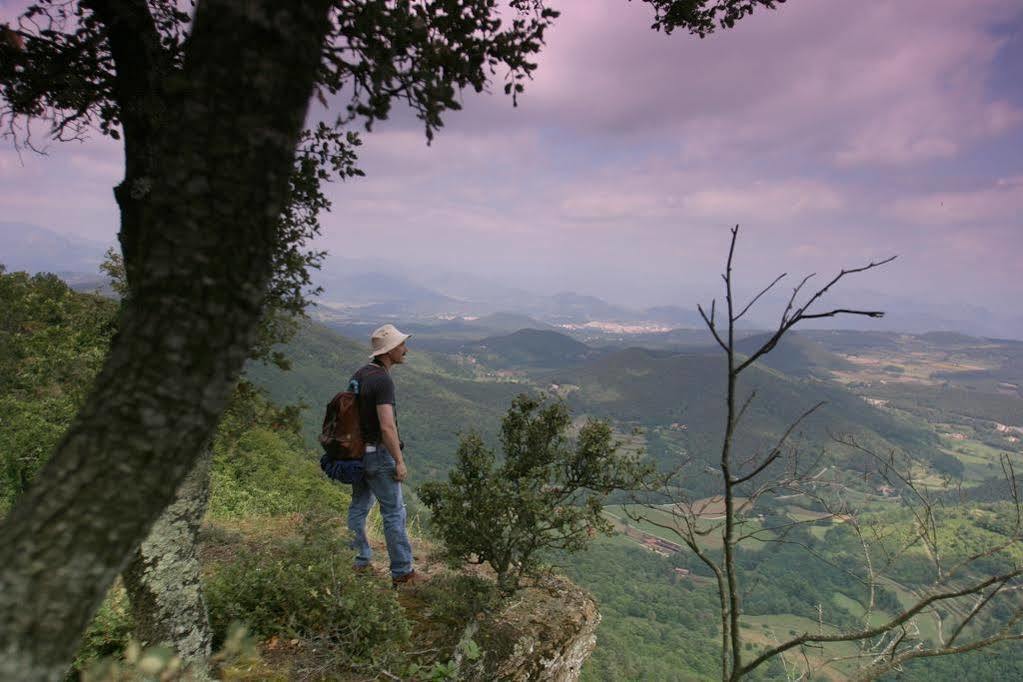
0, 2, 556, 678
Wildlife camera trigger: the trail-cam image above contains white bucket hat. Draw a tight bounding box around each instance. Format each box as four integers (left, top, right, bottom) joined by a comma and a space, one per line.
369, 324, 411, 359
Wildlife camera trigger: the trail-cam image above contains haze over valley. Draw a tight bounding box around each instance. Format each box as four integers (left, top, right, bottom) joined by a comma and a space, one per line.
3, 0, 1021, 677
5, 222, 1023, 679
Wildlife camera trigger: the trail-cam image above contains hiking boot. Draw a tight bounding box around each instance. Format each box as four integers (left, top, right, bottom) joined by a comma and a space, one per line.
353, 564, 378, 577
391, 570, 421, 588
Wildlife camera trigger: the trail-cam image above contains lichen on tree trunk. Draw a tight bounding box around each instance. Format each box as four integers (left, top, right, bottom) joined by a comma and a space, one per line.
122, 447, 213, 672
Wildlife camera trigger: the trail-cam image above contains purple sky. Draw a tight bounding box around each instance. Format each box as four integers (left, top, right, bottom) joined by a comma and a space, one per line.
2, 0, 1022, 311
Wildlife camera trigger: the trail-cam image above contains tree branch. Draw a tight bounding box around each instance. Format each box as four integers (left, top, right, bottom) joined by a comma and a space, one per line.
738, 570, 1023, 678
734, 272, 786, 322
734, 256, 896, 375
731, 402, 824, 486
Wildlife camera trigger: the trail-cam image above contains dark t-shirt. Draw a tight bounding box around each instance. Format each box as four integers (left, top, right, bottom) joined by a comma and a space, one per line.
350, 362, 396, 444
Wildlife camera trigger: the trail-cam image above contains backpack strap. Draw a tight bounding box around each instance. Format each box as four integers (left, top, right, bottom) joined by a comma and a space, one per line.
348, 363, 386, 395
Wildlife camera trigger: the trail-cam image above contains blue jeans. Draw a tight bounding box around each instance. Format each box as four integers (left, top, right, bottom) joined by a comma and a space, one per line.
347, 448, 413, 578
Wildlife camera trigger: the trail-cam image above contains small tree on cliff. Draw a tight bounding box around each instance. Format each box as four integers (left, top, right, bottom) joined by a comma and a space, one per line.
420, 394, 651, 594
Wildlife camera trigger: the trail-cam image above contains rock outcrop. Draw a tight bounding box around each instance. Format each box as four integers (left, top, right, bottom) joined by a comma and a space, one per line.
461, 575, 600, 682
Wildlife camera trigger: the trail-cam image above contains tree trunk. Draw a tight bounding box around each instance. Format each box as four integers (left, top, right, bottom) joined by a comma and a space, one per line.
122, 447, 213, 671
0, 2, 332, 679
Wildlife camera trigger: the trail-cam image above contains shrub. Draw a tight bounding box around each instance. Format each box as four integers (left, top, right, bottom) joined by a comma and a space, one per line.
415, 574, 501, 637
77, 624, 269, 681
0, 270, 116, 513
72, 584, 134, 675
420, 394, 651, 594
204, 516, 410, 666
208, 426, 348, 519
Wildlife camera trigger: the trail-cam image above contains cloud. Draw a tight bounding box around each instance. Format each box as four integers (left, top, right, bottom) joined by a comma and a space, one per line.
69, 151, 123, 180
1, 0, 1020, 313
834, 94, 1023, 167
684, 181, 845, 223
888, 176, 1023, 225
556, 175, 845, 228
443, 0, 1023, 170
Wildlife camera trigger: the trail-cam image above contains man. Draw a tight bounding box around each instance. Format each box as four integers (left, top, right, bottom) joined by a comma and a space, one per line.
347, 323, 417, 586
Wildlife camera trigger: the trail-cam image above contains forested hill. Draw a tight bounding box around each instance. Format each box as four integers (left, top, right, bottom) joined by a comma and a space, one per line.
244, 320, 525, 479
733, 331, 856, 377
556, 344, 938, 461
7, 271, 1021, 680
248, 319, 949, 495
463, 328, 604, 370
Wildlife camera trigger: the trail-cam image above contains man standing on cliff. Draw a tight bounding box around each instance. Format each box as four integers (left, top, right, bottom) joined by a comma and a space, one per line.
347, 323, 417, 586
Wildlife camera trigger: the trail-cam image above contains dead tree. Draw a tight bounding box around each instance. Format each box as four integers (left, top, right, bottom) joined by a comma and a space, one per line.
631, 226, 1022, 681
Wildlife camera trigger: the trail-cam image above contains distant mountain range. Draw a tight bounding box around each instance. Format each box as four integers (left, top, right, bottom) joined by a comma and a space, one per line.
0, 222, 110, 275
246, 319, 944, 498
4, 221, 1021, 340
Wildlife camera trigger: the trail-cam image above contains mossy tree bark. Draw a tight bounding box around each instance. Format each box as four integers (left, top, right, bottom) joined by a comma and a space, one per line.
0, 1, 333, 679
122, 447, 213, 670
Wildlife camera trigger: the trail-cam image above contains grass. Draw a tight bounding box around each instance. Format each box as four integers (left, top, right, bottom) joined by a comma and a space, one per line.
785, 505, 834, 522
875, 576, 941, 644
740, 613, 861, 680
831, 593, 890, 628
608, 503, 775, 551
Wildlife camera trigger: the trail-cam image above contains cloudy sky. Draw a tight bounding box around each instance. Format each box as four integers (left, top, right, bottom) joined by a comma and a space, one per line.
2, 0, 1021, 313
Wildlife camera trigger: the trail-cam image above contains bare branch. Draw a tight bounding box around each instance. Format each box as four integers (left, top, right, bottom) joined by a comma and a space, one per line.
799, 308, 885, 321
734, 390, 757, 429
734, 272, 787, 322
738, 570, 1023, 678
699, 303, 729, 353
732, 402, 825, 486
946, 578, 1009, 648
853, 627, 1023, 682
792, 256, 898, 321
734, 256, 897, 375
665, 226, 1021, 681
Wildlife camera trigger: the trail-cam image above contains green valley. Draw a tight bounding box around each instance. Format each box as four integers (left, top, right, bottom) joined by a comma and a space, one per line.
4, 265, 1020, 680
243, 318, 1023, 681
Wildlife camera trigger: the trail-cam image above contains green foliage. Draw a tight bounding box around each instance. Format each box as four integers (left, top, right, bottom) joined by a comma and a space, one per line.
78, 624, 268, 681
466, 328, 596, 370
420, 394, 652, 593
824, 504, 1023, 589
554, 346, 941, 498
72, 584, 134, 676
870, 382, 1023, 428
0, 261, 336, 520
208, 379, 347, 519
208, 425, 347, 519
0, 262, 334, 519
404, 636, 482, 682
641, 0, 785, 37
415, 574, 501, 638
0, 268, 116, 512
735, 526, 903, 628
2, 1, 558, 148
244, 320, 525, 479
204, 516, 411, 665
100, 234, 319, 373
883, 641, 1023, 681
561, 537, 722, 681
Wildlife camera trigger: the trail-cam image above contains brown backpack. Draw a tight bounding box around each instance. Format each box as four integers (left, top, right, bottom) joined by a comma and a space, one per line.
319, 366, 382, 461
